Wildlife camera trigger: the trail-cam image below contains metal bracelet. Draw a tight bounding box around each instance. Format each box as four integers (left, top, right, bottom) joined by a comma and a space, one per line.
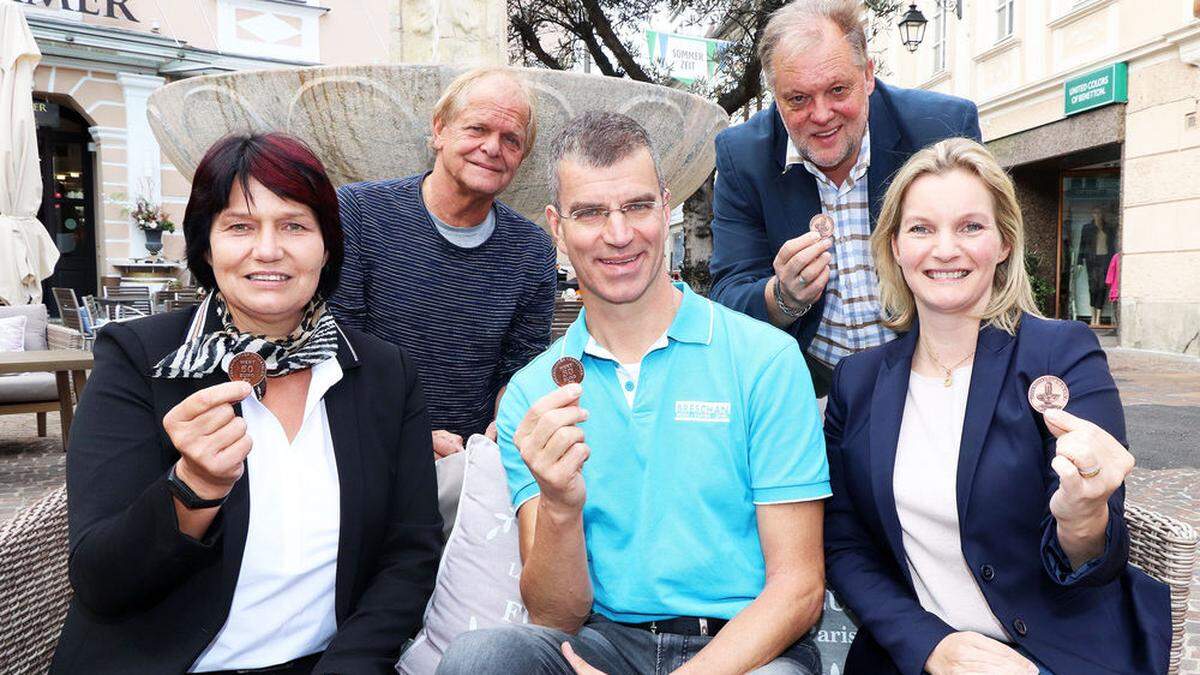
773, 275, 811, 319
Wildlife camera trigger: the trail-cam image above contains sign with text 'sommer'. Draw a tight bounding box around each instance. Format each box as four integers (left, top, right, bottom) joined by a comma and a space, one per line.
1064, 62, 1127, 116
645, 30, 730, 84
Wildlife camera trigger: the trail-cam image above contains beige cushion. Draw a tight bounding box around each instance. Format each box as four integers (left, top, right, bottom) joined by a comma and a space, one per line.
0, 305, 48, 351
0, 373, 58, 404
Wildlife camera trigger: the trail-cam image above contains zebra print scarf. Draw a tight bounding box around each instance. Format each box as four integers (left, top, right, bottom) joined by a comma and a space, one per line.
152, 292, 339, 382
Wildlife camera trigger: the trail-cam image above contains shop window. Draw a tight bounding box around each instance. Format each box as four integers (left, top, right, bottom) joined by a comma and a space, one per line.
1058, 171, 1120, 328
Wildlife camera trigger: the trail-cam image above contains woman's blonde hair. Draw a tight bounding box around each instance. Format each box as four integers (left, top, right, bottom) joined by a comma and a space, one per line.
871, 137, 1041, 334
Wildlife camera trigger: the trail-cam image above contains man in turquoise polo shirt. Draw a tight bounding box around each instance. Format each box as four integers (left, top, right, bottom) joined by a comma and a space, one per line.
437, 112, 829, 674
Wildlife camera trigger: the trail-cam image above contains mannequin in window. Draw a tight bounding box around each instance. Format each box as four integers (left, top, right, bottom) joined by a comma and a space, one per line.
1079, 207, 1116, 326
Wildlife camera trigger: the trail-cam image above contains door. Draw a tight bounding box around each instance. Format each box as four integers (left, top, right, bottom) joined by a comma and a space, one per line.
36, 110, 97, 317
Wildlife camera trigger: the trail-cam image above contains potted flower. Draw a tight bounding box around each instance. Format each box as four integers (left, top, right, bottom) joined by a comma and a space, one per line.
126, 197, 175, 257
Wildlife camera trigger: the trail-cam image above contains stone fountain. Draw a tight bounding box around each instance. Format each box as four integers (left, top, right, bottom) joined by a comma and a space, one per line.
146, 65, 729, 227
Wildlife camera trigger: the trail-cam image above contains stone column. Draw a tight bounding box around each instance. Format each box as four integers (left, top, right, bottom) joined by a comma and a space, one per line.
117, 72, 166, 253
394, 0, 507, 66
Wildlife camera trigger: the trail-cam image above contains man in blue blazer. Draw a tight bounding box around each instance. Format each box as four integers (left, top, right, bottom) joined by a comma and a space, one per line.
708, 0, 981, 395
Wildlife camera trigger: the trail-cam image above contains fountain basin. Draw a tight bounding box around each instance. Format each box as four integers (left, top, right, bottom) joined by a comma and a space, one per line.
147, 65, 729, 225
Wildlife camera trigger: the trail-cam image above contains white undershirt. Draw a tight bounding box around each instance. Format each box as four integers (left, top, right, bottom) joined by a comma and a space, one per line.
892, 365, 1009, 642
191, 358, 344, 672
583, 332, 669, 407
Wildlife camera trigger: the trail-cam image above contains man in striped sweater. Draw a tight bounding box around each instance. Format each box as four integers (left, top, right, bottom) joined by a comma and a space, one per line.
329, 67, 557, 457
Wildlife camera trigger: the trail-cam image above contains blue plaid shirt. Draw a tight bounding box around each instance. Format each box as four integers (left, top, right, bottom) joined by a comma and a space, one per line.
785, 128, 895, 369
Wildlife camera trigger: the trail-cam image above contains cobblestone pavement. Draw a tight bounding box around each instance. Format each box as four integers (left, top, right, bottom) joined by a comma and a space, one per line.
2, 342, 1199, 671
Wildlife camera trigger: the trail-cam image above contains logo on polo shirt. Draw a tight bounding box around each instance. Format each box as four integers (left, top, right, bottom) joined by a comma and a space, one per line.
674, 400, 731, 423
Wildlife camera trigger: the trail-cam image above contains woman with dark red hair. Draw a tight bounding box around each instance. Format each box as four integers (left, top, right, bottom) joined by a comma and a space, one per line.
52, 134, 443, 675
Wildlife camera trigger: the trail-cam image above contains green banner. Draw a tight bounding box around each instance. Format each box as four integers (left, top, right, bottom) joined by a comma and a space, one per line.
645, 30, 730, 84
1064, 63, 1128, 116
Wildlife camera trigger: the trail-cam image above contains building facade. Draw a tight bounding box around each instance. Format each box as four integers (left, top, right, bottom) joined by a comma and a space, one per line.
880, 0, 1200, 356
18, 0, 507, 309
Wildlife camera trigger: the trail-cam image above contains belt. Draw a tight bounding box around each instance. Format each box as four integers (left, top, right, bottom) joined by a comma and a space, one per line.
201, 651, 322, 674
618, 617, 728, 637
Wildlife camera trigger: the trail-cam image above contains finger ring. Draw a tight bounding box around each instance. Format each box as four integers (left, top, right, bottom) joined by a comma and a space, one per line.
1077, 465, 1102, 479
797, 273, 807, 286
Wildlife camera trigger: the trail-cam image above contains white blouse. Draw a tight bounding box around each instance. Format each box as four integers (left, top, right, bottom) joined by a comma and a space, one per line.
191, 358, 344, 672
892, 365, 1010, 642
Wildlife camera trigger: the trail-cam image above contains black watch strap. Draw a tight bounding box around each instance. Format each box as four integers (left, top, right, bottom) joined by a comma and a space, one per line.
166, 464, 228, 510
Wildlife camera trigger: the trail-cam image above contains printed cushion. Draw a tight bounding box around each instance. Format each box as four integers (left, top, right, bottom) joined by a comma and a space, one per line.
397, 435, 527, 674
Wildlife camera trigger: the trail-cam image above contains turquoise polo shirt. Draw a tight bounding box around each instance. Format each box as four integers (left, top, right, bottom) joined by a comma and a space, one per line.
496, 282, 830, 622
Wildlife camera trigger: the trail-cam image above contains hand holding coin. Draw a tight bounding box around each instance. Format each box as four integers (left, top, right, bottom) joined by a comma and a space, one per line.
513, 380, 590, 512
162, 380, 255, 501
772, 224, 832, 312
1042, 406, 1134, 527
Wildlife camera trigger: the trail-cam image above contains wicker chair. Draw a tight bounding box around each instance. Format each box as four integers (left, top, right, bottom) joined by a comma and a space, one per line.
0, 486, 71, 672
1126, 502, 1199, 675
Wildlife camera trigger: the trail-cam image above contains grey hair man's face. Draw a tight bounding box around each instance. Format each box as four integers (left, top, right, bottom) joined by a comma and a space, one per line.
772, 20, 874, 181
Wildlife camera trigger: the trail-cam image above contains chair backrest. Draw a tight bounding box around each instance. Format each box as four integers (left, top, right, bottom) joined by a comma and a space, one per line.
105, 285, 153, 316
0, 304, 50, 350
1126, 501, 1198, 675
551, 299, 584, 340
0, 485, 71, 671
50, 288, 84, 333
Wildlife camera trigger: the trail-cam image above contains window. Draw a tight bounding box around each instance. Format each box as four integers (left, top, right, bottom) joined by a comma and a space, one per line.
996, 0, 1015, 41
932, 3, 947, 73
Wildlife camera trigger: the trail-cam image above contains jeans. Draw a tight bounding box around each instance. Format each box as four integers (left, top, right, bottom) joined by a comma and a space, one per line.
436, 614, 821, 675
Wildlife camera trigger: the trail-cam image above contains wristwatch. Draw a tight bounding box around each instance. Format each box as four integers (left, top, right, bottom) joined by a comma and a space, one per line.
166, 464, 228, 510
774, 275, 812, 319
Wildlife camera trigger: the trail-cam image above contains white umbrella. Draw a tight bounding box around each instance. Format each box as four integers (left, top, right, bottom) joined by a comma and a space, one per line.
0, 3, 58, 306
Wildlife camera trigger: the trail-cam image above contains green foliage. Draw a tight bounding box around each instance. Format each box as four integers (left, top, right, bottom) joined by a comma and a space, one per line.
1025, 252, 1055, 316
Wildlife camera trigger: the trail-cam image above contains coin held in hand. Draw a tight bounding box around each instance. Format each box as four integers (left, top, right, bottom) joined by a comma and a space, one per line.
810, 213, 835, 239
551, 356, 585, 387
1028, 375, 1069, 413
228, 352, 267, 398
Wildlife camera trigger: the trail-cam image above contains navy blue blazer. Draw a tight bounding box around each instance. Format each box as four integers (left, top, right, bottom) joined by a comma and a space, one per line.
708, 80, 981, 355
823, 315, 1170, 675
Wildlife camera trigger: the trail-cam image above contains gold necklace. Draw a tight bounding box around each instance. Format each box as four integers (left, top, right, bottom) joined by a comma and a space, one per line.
921, 339, 975, 387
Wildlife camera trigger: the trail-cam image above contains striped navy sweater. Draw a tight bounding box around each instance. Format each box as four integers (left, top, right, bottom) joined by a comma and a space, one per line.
329, 174, 556, 438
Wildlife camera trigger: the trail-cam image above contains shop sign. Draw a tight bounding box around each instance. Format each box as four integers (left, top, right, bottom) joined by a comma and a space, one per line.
33, 100, 60, 127
645, 30, 730, 84
13, 0, 139, 22
1064, 63, 1127, 116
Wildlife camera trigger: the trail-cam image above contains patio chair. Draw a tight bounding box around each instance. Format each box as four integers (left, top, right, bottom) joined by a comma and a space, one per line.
551, 298, 583, 340
50, 287, 86, 335
0, 485, 70, 672
1126, 501, 1199, 674
0, 304, 85, 447
102, 284, 152, 317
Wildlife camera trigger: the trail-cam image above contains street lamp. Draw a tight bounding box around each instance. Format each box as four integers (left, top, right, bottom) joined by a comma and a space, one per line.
897, 4, 928, 53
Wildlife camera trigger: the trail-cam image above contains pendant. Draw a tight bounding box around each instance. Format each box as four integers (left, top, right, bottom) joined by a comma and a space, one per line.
943, 373, 952, 387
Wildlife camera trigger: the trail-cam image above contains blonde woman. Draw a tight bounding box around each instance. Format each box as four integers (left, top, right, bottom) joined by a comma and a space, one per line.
822, 138, 1169, 675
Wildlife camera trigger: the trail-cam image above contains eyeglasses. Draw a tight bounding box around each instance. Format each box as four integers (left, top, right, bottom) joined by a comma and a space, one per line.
559, 200, 664, 227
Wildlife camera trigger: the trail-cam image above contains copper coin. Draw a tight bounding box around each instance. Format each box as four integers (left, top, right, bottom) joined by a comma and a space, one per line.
1028, 375, 1069, 413
551, 357, 585, 387
228, 352, 266, 387
810, 213, 835, 239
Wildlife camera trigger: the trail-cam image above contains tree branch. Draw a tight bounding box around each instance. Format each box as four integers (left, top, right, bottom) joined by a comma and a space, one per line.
578, 0, 653, 81
511, 15, 566, 70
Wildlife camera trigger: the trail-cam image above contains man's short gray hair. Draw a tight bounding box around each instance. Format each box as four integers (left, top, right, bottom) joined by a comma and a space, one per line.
546, 111, 664, 208
759, 0, 869, 90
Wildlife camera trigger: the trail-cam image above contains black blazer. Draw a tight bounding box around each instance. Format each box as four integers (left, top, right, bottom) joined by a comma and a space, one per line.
51, 305, 443, 674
